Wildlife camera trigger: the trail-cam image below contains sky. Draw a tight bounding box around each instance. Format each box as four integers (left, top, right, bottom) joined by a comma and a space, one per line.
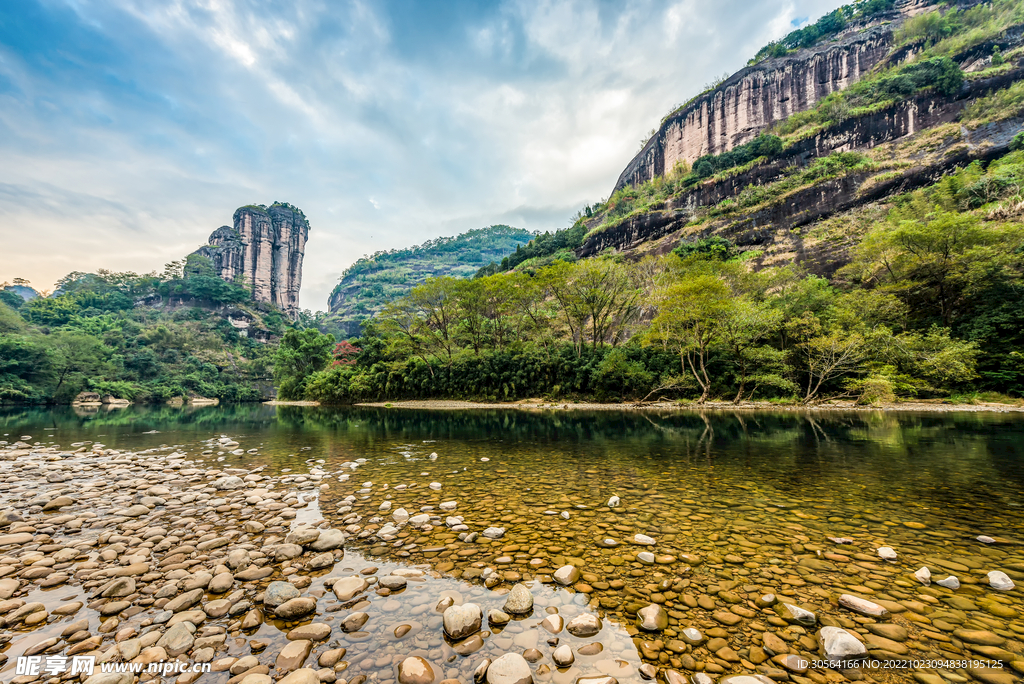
0, 0, 843, 312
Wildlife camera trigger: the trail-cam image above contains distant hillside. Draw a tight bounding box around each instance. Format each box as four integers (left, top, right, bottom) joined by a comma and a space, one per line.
324, 225, 534, 337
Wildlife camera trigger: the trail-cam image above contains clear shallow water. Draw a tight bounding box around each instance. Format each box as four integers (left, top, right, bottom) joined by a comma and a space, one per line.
3, 405, 1024, 683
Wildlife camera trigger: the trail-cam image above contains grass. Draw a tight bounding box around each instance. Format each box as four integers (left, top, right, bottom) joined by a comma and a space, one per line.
961, 80, 1024, 127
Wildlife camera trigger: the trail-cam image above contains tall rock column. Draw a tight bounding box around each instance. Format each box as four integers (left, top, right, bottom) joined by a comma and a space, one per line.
192, 202, 309, 317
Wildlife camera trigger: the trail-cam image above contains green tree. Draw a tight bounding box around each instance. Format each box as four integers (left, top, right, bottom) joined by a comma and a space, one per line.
272, 328, 336, 400
647, 265, 732, 403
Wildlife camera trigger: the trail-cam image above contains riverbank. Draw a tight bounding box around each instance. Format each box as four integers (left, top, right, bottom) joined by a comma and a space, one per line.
355, 398, 1024, 413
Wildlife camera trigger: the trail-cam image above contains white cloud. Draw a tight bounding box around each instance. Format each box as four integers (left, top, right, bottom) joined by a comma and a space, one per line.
0, 0, 843, 309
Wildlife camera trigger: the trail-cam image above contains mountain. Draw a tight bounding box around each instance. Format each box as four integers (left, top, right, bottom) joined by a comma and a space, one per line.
583, 0, 1024, 267
324, 225, 534, 337
475, 0, 1024, 277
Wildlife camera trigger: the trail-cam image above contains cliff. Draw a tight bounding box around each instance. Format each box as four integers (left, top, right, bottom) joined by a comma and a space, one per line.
194, 202, 309, 316
613, 0, 949, 193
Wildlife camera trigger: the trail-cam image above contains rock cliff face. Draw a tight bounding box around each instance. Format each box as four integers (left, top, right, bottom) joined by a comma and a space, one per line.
614, 1, 938, 192
194, 203, 309, 316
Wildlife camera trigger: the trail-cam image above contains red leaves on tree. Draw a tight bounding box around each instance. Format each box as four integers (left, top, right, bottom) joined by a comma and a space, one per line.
332, 340, 361, 366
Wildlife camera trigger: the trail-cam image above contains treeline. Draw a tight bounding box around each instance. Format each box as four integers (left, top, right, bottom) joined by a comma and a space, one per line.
277, 153, 1024, 405
749, 0, 897, 64
0, 256, 282, 404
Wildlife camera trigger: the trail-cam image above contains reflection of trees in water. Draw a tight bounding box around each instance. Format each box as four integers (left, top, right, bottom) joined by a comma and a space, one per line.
3, 405, 1023, 514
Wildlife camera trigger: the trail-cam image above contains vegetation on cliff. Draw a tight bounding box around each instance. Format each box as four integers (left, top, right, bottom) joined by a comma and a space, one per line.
324, 225, 533, 337
0, 258, 287, 405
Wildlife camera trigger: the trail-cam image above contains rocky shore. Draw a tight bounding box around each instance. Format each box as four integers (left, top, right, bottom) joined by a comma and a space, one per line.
354, 400, 1024, 414
0, 432, 1022, 684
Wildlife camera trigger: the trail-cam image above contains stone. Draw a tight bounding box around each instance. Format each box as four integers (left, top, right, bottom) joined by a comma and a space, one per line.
309, 529, 345, 551
819, 626, 866, 662
566, 613, 602, 637
443, 602, 482, 640
275, 598, 317, 619
341, 611, 369, 632
333, 576, 370, 601
287, 623, 331, 641
936, 575, 960, 590
914, 566, 931, 585
398, 656, 435, 684
165, 588, 204, 612
988, 571, 1015, 591
212, 476, 245, 490
552, 644, 574, 667
838, 594, 889, 618
637, 604, 668, 631
634, 534, 655, 545
540, 614, 563, 633
379, 575, 407, 591
775, 603, 816, 626
264, 581, 300, 608
488, 609, 511, 625
156, 622, 195, 657
504, 584, 534, 615
486, 653, 533, 684
277, 640, 314, 672
101, 577, 136, 598
285, 528, 321, 546
277, 669, 320, 684
553, 565, 580, 586
483, 527, 506, 539
877, 546, 897, 561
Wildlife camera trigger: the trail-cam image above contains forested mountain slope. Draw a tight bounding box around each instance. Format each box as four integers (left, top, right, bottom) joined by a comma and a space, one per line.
324, 225, 532, 337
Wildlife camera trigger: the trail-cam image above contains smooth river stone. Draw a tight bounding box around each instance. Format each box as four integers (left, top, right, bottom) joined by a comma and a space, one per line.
504, 584, 533, 615
333, 576, 370, 601
819, 627, 866, 661
566, 614, 602, 637
988, 571, 1015, 591
398, 656, 434, 684
486, 653, 533, 684
443, 603, 482, 640
838, 594, 889, 618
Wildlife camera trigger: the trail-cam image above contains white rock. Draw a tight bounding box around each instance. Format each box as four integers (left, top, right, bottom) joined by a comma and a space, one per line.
818, 626, 866, 661
439, 501, 458, 511
378, 501, 392, 511
553, 565, 580, 586
607, 496, 620, 507
634, 534, 656, 546
392, 508, 410, 523
936, 576, 960, 590
877, 546, 897, 561
977, 535, 997, 544
429, 482, 442, 490
988, 570, 1015, 591
483, 527, 505, 539
914, 566, 931, 586
486, 653, 533, 684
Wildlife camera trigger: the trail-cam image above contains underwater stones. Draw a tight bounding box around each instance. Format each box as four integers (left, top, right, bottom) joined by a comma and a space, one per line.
443, 602, 483, 640
915, 567, 931, 585
504, 584, 534, 615
392, 508, 410, 524
774, 603, 816, 627
488, 609, 510, 626
877, 546, 898, 561
680, 627, 705, 646
566, 614, 602, 637
636, 552, 655, 565
607, 496, 620, 507
633, 534, 655, 546
988, 571, 1015, 591
936, 576, 961, 590
838, 594, 889, 618
483, 527, 505, 539
341, 612, 369, 632
333, 576, 370, 601
636, 604, 668, 632
379, 575, 408, 591
553, 565, 580, 586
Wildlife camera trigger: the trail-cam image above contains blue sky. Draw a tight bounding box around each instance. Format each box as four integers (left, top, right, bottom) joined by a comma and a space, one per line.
0, 0, 841, 311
